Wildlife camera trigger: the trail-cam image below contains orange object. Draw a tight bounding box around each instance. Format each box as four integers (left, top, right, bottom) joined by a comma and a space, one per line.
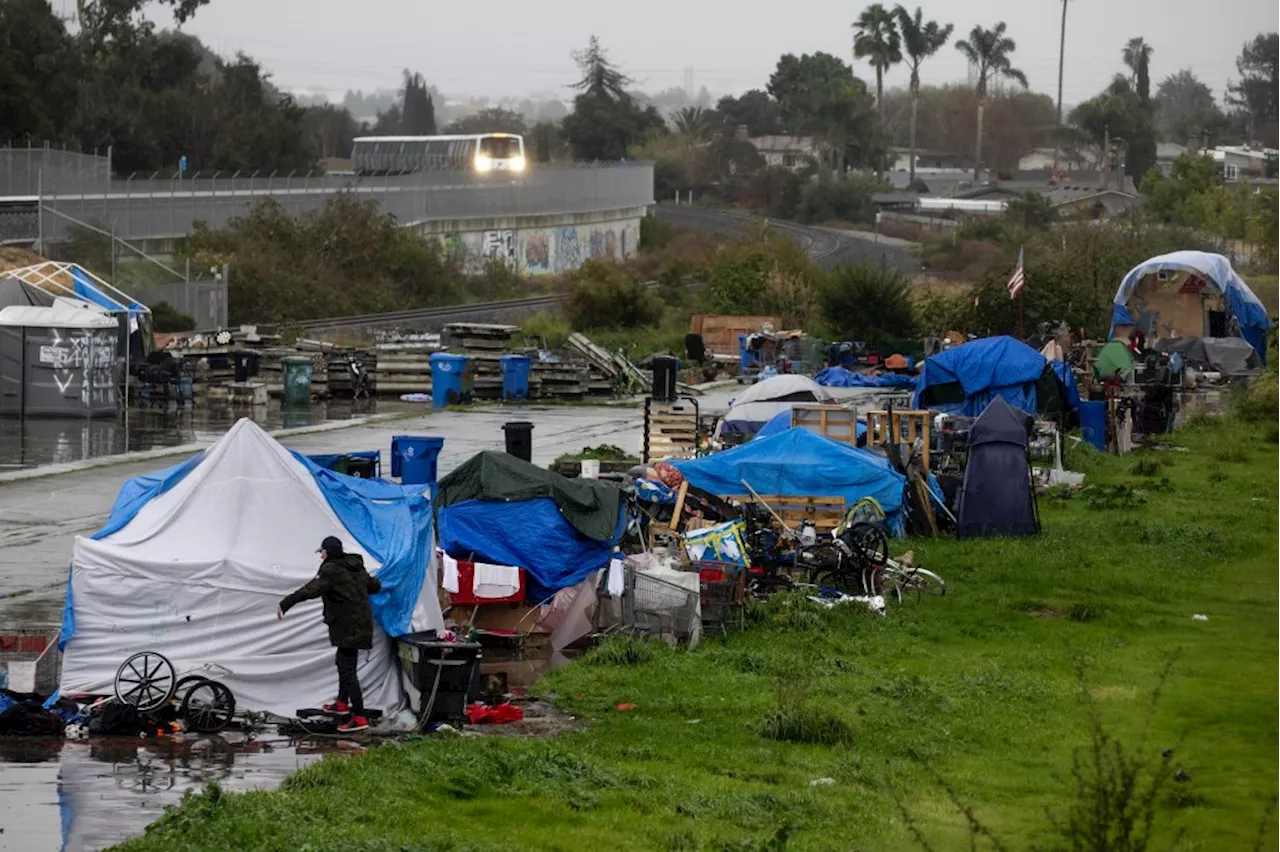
616, 703, 637, 712
884, 353, 909, 370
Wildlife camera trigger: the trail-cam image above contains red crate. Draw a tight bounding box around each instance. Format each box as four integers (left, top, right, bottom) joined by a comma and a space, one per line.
447, 557, 526, 605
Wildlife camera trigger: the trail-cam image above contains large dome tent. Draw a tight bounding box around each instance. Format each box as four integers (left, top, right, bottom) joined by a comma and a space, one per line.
718, 374, 834, 436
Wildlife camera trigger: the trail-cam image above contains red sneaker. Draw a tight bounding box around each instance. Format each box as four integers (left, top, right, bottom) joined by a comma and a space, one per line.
323, 701, 350, 714
337, 716, 369, 733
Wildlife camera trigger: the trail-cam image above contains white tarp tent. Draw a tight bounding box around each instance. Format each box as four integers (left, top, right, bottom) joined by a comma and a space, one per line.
718, 374, 834, 436
59, 419, 443, 716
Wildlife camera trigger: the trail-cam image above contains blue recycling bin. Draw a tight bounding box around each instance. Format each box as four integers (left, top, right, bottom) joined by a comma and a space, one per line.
500, 354, 532, 401
430, 352, 474, 409
391, 436, 445, 485
1078, 400, 1107, 452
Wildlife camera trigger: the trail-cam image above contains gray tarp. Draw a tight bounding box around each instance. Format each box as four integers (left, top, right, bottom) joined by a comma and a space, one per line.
1155, 336, 1261, 375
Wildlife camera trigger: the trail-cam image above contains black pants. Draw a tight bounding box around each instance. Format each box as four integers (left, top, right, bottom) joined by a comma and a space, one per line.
334, 647, 364, 715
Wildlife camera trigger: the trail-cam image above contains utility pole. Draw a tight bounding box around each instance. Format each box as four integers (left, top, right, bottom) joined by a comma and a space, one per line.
1054, 0, 1070, 170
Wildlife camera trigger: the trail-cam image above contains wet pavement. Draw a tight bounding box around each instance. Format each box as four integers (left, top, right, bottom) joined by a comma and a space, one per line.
0, 733, 335, 852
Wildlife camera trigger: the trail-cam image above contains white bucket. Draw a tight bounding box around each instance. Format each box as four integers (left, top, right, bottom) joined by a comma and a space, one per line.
580, 459, 601, 479
5, 661, 37, 693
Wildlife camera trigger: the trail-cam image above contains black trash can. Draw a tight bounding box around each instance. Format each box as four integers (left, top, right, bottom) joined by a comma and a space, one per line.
652, 355, 679, 402
502, 421, 534, 463
396, 634, 482, 724
338, 455, 379, 479
233, 350, 260, 383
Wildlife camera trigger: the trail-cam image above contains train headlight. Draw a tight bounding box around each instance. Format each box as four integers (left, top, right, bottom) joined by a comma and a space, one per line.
511, 156, 526, 172
475, 155, 494, 172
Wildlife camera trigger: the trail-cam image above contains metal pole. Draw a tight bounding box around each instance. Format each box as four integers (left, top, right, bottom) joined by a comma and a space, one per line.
36, 169, 44, 255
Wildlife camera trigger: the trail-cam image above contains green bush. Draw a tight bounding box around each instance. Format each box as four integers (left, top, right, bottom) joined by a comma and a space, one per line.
563, 261, 663, 330
795, 175, 884, 225
704, 230, 820, 321
584, 635, 656, 667
639, 215, 676, 251
150, 300, 196, 332
816, 263, 916, 344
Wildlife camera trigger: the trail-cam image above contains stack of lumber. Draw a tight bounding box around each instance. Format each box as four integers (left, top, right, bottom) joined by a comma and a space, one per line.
443, 323, 520, 400
168, 327, 341, 400
566, 333, 652, 395
531, 360, 592, 400
369, 340, 437, 395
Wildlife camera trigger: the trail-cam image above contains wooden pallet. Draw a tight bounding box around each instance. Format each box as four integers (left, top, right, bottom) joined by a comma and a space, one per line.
790, 404, 859, 445
865, 409, 932, 471
643, 398, 699, 462
726, 494, 846, 532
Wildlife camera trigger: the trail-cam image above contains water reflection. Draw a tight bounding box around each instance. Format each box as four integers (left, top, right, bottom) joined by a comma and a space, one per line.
0, 734, 330, 852
0, 400, 387, 472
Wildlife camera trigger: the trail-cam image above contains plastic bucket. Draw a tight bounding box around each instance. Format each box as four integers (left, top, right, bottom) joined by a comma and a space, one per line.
391, 436, 445, 485
1079, 400, 1107, 452
430, 353, 473, 409
499, 354, 532, 401
580, 459, 600, 479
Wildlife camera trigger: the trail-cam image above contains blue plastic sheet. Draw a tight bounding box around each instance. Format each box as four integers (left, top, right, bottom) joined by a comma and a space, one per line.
814, 366, 918, 389
674, 428, 916, 536
914, 336, 1048, 416
437, 497, 625, 603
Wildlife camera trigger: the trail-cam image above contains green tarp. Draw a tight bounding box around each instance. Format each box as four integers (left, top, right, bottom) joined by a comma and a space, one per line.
436, 451, 625, 542
1094, 340, 1134, 381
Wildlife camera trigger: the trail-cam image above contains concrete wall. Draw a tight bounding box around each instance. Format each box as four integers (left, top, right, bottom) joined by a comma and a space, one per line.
415, 205, 646, 276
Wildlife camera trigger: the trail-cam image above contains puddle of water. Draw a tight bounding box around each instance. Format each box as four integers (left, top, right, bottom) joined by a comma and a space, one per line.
0, 401, 405, 472
0, 733, 334, 852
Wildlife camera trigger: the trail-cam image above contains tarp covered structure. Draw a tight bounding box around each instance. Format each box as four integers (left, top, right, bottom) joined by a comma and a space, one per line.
60, 419, 443, 716
814, 366, 918, 389
673, 427, 917, 536
436, 451, 626, 602
720, 374, 833, 435
1154, 336, 1261, 375
955, 397, 1039, 539
1109, 251, 1271, 361
914, 335, 1077, 417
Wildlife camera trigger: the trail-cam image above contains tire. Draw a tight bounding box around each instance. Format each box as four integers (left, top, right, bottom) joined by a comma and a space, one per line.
114, 651, 177, 712
180, 679, 237, 734
902, 567, 947, 598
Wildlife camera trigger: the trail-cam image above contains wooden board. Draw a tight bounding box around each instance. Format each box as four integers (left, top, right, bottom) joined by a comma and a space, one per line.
790, 404, 859, 446
689, 314, 782, 355
725, 494, 846, 532
643, 399, 699, 463
865, 409, 932, 471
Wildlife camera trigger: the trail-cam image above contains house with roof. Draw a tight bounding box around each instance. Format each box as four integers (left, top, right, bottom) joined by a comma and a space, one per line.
747, 136, 820, 171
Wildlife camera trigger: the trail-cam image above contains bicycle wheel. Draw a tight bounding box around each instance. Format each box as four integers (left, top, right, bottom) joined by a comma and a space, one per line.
114, 651, 176, 712
180, 679, 236, 734
845, 523, 889, 568
901, 567, 947, 598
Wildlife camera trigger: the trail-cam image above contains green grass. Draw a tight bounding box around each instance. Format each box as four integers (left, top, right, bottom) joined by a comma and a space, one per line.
117, 418, 1279, 852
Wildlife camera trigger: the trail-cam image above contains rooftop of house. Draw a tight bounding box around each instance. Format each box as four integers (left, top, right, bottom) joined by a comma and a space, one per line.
748, 135, 817, 152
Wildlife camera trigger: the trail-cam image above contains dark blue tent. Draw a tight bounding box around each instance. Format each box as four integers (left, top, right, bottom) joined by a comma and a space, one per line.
914, 335, 1077, 418
955, 396, 1039, 539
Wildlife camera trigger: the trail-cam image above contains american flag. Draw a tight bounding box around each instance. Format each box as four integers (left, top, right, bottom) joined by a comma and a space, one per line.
1007, 247, 1025, 299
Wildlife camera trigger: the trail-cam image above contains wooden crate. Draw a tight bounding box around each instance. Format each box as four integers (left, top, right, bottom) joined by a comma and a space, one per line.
726, 494, 846, 532
790, 404, 859, 445
643, 398, 699, 462
865, 409, 932, 470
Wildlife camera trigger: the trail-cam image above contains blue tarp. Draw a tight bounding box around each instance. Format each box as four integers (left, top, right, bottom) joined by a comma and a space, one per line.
914, 336, 1051, 416
814, 366, 918, 389
1050, 360, 1081, 410
673, 428, 920, 537
71, 266, 146, 318
63, 444, 434, 647
1108, 251, 1272, 361
437, 497, 625, 603
754, 408, 867, 443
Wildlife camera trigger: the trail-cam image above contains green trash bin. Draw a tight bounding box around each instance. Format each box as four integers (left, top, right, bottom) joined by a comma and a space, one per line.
281, 356, 315, 407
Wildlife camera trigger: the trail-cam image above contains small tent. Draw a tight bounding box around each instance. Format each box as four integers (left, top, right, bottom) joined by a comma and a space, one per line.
914, 335, 1077, 418
435, 451, 627, 602
1109, 251, 1271, 362
955, 397, 1039, 539
673, 427, 920, 536
60, 419, 442, 715
719, 374, 833, 436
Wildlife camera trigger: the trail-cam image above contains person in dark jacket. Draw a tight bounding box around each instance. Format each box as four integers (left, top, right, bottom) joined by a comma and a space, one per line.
278, 535, 381, 732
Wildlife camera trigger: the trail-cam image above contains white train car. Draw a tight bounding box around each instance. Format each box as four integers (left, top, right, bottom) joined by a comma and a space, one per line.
350, 133, 526, 175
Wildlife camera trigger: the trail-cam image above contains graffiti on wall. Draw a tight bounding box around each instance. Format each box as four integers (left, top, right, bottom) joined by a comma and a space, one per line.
483, 230, 517, 264
554, 227, 582, 273
39, 329, 117, 405
523, 233, 550, 272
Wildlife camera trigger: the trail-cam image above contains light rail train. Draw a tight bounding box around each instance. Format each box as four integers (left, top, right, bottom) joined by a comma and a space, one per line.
350, 133, 526, 175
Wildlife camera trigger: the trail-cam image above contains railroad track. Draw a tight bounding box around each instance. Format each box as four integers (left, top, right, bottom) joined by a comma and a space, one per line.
296, 293, 563, 332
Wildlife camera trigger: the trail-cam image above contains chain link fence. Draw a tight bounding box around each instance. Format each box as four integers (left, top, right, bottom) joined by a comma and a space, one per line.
0, 144, 112, 196
10, 161, 654, 244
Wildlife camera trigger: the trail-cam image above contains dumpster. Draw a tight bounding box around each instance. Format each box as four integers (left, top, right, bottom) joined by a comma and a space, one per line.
430, 353, 474, 409
651, 355, 679, 401
1079, 400, 1107, 452
396, 633, 482, 723
499, 354, 532, 401
391, 435, 445, 485
281, 356, 315, 407
502, 421, 534, 463
233, 350, 260, 383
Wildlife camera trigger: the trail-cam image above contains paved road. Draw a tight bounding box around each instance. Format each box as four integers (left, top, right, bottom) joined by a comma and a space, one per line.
0, 404, 645, 629
655, 204, 922, 276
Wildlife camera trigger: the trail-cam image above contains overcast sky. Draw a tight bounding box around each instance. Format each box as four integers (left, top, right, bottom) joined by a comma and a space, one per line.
141, 0, 1277, 105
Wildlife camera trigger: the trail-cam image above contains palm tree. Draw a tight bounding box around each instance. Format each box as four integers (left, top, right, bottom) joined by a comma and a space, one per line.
1054, 0, 1073, 168
955, 22, 1029, 180
1122, 37, 1153, 86
853, 3, 902, 172
671, 106, 713, 144
893, 6, 953, 184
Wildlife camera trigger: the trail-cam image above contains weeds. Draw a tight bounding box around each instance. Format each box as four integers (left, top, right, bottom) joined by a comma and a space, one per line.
1212, 444, 1251, 464
1084, 484, 1148, 510
754, 667, 854, 746
584, 635, 657, 667
1129, 457, 1162, 477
